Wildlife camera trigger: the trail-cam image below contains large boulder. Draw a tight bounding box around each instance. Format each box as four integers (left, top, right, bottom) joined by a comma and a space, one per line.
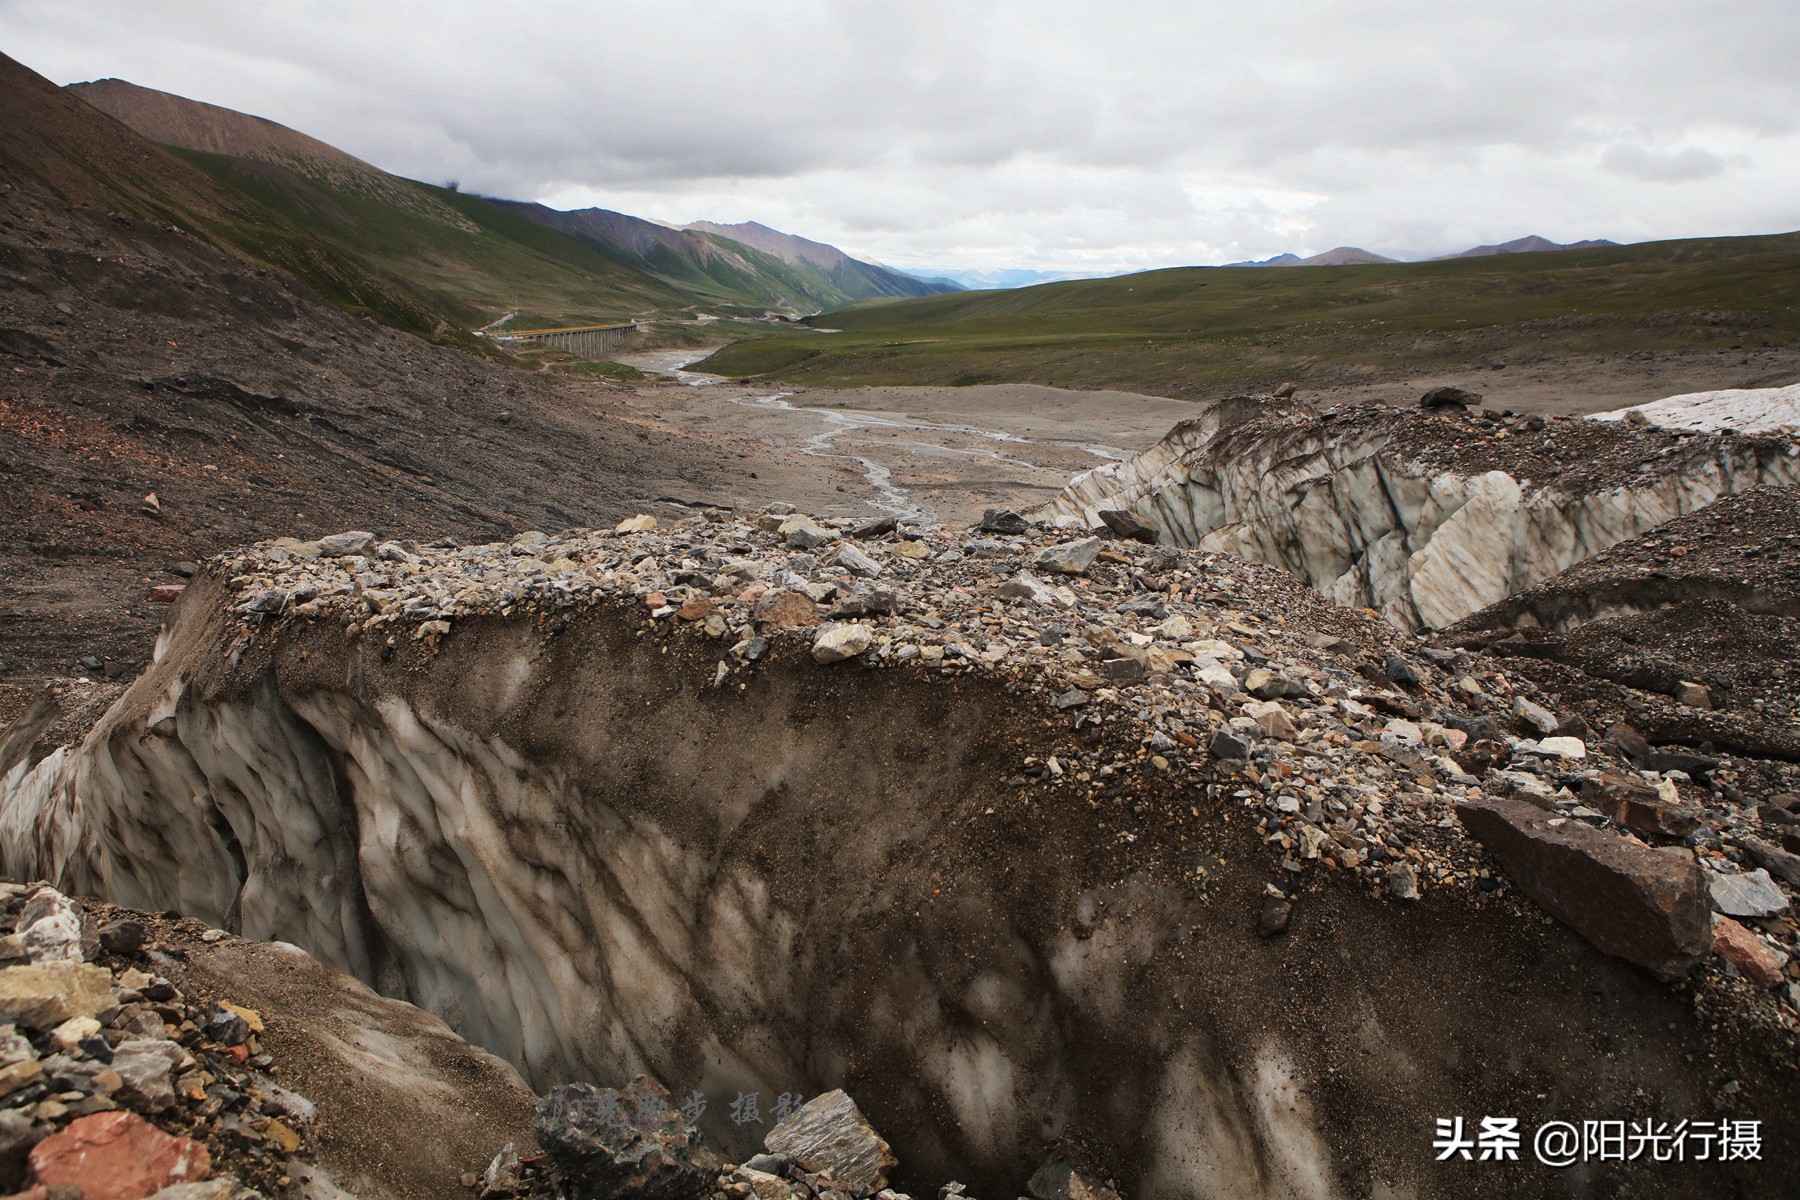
1455, 795, 1711, 980
29, 1112, 210, 1200
763, 1090, 895, 1197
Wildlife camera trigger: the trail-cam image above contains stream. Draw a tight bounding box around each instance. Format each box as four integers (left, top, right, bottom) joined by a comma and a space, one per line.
615, 347, 1130, 521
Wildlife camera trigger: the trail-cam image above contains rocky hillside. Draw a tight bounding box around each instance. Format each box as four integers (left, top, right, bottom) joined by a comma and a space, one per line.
1039, 394, 1799, 630
0, 50, 747, 706
1, 506, 1794, 1196
0, 882, 536, 1200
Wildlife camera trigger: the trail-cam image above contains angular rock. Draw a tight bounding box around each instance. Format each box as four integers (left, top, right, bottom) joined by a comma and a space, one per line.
1707, 868, 1789, 919
29, 1112, 210, 1200
1711, 916, 1787, 988
752, 591, 819, 631
813, 623, 874, 665
17, 890, 90, 964
1639, 751, 1718, 783
1209, 730, 1250, 762
831, 545, 882, 579
1673, 681, 1712, 709
994, 571, 1059, 608
615, 515, 658, 534
533, 1078, 712, 1200
1244, 700, 1296, 741
1537, 736, 1586, 760
97, 920, 146, 958
1605, 722, 1651, 761
0, 962, 115, 1029
780, 517, 832, 550
1032, 538, 1101, 576
316, 531, 376, 558
1419, 386, 1482, 410
1096, 509, 1158, 544
977, 509, 1028, 535
1456, 795, 1712, 979
110, 1040, 184, 1112
764, 1090, 895, 1197
1739, 836, 1800, 889
1387, 862, 1420, 901
146, 585, 185, 604
1100, 657, 1145, 684
849, 517, 897, 540
1512, 697, 1557, 735
1587, 772, 1699, 838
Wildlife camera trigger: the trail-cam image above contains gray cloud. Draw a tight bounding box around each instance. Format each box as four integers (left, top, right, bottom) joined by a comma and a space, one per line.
1602, 144, 1727, 183
2, 0, 1795, 270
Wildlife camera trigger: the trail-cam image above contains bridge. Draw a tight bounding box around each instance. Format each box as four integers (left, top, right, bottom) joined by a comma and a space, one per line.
486, 322, 638, 358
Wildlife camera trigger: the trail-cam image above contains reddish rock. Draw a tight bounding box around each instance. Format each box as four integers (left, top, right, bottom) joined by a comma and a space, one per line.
1456, 795, 1712, 980
146, 585, 185, 604
29, 1112, 210, 1200
1712, 916, 1787, 988
751, 590, 819, 631
1586, 771, 1699, 837
642, 592, 667, 611
676, 598, 713, 621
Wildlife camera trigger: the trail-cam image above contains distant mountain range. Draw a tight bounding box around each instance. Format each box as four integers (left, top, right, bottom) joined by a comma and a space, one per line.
1222, 235, 1618, 269
1437, 234, 1619, 259
65, 78, 955, 322
904, 266, 1110, 290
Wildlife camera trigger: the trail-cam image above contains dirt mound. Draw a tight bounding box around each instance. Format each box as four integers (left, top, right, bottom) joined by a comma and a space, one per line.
0, 52, 749, 715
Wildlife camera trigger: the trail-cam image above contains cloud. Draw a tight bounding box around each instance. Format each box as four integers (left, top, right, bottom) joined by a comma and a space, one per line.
1601, 144, 1727, 183
2, 0, 1796, 271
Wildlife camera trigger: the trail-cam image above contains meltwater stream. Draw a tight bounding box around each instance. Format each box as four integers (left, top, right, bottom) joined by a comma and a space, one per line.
618, 347, 1129, 521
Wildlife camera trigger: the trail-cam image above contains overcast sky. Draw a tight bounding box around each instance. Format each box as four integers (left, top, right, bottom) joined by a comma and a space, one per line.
4, 0, 1797, 274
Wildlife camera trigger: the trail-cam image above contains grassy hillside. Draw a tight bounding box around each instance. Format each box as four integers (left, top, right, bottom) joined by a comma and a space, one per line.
172, 149, 700, 331
701, 232, 1800, 397
495, 199, 932, 315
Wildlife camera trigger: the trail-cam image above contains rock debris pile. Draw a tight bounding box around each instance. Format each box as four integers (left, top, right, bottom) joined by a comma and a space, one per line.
208, 504, 1799, 1019
0, 885, 315, 1200
479, 1076, 1111, 1200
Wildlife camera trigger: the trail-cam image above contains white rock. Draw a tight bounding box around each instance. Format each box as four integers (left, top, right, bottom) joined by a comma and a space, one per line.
812, 622, 874, 664
832, 544, 882, 578
1538, 736, 1587, 759
1033, 537, 1101, 575
1513, 697, 1558, 735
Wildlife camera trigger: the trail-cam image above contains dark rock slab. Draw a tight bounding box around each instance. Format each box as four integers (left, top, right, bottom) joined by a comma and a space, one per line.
1456, 794, 1711, 979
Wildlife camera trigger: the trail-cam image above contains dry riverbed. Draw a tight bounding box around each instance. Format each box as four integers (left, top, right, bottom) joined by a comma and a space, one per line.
613, 348, 1199, 525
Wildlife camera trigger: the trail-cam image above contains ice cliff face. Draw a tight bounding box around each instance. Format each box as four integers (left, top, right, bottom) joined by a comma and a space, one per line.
1, 523, 1786, 1197
1040, 402, 1799, 630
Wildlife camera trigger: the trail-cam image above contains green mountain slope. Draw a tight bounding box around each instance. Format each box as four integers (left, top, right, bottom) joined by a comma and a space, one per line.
495, 202, 951, 314
65, 79, 705, 333
702, 232, 1800, 396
